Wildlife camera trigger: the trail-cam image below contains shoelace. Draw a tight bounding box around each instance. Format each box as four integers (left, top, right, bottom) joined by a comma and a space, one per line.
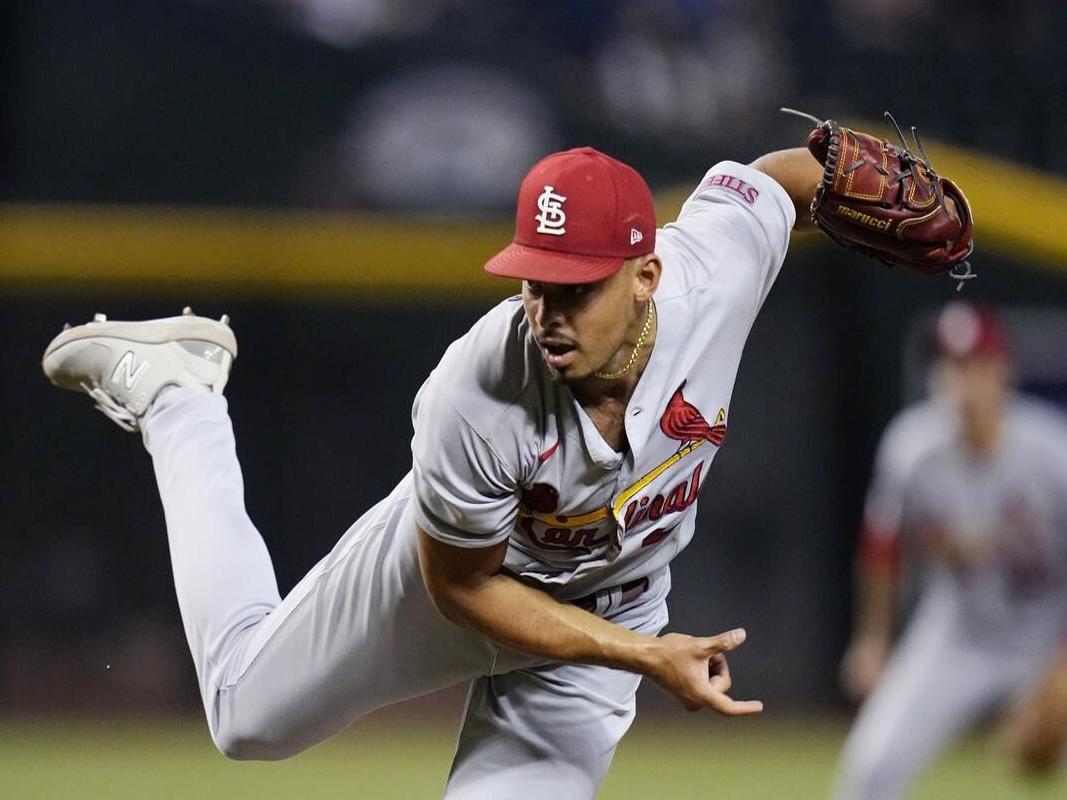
79, 381, 139, 432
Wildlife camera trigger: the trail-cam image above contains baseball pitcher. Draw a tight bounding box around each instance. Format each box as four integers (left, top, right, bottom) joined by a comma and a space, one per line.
43, 118, 972, 798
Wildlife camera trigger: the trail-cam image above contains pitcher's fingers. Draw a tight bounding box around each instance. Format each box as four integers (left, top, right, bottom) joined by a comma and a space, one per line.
705, 693, 764, 717
709, 653, 731, 678
704, 628, 747, 655
708, 655, 732, 694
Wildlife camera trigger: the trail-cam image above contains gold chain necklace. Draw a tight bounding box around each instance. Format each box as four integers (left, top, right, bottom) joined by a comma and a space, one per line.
593, 298, 656, 381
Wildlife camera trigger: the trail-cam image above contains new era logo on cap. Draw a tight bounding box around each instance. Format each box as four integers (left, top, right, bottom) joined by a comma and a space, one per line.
485, 147, 657, 284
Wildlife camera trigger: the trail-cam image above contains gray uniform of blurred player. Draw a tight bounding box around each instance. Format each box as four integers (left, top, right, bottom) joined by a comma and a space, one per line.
833, 306, 1067, 800
45, 153, 796, 799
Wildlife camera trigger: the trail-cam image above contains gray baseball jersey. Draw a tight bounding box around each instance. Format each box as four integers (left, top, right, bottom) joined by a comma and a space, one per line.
139, 160, 794, 799
905, 398, 1067, 641
834, 395, 1067, 800
860, 397, 958, 549
413, 160, 794, 600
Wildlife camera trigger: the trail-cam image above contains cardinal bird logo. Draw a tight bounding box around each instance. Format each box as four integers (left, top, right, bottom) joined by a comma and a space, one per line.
660, 381, 727, 448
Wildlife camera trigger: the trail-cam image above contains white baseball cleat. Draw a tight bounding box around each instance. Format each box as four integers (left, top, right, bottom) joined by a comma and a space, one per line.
42, 307, 238, 431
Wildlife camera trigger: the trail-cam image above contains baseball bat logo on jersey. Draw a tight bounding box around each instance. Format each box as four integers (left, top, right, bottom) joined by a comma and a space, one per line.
517, 482, 612, 555
612, 383, 725, 540
515, 382, 726, 557
622, 462, 703, 532
534, 185, 567, 235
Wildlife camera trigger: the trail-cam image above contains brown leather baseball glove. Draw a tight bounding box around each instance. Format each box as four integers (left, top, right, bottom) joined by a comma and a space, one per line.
784, 109, 975, 283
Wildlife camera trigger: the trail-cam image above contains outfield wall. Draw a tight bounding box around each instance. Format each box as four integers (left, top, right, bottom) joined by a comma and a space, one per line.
6, 240, 1066, 712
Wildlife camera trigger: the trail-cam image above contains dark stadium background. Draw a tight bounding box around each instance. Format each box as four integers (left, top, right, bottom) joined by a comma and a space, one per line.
3, 2, 1066, 797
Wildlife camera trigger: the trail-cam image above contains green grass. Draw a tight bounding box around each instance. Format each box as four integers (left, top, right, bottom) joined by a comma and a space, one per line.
606, 717, 1065, 800
1, 714, 1063, 799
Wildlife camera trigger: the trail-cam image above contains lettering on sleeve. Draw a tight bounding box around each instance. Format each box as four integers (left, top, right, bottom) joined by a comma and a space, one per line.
700, 173, 759, 205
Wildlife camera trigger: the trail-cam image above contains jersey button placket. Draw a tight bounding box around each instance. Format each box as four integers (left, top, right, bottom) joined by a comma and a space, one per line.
607, 453, 638, 552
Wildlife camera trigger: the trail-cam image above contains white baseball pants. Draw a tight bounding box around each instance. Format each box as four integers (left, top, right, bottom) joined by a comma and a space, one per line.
831, 590, 1061, 800
142, 388, 668, 799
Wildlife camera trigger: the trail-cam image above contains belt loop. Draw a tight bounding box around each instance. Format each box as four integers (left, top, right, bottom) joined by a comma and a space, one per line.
606, 585, 623, 613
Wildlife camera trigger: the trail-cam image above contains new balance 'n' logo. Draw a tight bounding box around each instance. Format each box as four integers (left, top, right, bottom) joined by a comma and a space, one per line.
112, 351, 149, 391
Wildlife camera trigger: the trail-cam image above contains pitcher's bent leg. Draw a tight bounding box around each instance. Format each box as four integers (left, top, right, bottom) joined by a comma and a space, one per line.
444, 662, 641, 800
142, 389, 282, 733
443, 596, 668, 799
142, 388, 501, 760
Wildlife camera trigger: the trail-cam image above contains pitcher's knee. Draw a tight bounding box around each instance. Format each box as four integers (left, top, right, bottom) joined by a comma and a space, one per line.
212, 714, 304, 761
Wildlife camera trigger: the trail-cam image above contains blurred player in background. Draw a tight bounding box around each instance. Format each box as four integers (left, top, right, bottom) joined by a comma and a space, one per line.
833, 302, 1067, 800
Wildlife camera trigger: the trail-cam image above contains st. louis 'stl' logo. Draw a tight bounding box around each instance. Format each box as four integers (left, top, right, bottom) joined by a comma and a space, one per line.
535, 185, 567, 235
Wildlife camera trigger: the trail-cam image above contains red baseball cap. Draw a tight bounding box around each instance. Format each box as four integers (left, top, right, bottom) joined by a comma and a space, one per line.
934, 302, 1010, 361
484, 147, 656, 284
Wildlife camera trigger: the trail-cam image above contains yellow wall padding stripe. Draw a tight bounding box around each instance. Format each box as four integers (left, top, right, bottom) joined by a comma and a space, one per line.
0, 204, 516, 296
922, 143, 1067, 266
0, 140, 1064, 294
629, 142, 1067, 270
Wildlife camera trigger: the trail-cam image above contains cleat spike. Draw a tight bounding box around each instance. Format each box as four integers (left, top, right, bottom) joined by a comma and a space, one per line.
93, 313, 107, 323
220, 314, 230, 325
182, 306, 194, 316
63, 323, 72, 331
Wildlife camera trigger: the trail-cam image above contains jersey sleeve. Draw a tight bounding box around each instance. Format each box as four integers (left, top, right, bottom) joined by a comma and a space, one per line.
656, 160, 795, 314
859, 418, 922, 571
1031, 407, 1067, 548
410, 382, 520, 548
